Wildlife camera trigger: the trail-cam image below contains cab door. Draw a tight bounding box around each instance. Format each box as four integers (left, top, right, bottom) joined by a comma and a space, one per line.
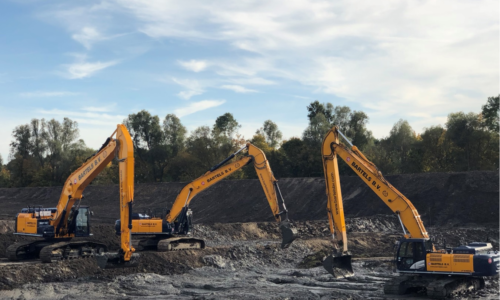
397, 240, 426, 271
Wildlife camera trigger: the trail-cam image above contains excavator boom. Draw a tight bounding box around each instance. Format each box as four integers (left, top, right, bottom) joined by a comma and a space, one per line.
132, 143, 297, 250
10, 124, 137, 268
324, 127, 428, 239
321, 128, 353, 278
321, 126, 428, 278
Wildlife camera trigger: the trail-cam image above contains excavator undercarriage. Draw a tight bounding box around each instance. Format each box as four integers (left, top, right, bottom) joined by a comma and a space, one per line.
134, 236, 206, 251
384, 274, 485, 299
7, 239, 107, 262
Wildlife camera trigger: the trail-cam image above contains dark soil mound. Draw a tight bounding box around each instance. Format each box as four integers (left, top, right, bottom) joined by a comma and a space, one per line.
0, 171, 497, 227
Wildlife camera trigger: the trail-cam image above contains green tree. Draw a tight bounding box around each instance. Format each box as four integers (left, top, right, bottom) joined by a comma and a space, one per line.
214, 113, 240, 137
0, 154, 11, 187
30, 119, 47, 166
381, 119, 421, 173
420, 126, 453, 172
306, 101, 333, 122
163, 114, 187, 156
125, 110, 168, 182
331, 106, 351, 132
303, 113, 330, 146
256, 120, 283, 149
280, 137, 322, 177
446, 111, 498, 171
347, 111, 371, 149
482, 95, 499, 132
10, 125, 32, 158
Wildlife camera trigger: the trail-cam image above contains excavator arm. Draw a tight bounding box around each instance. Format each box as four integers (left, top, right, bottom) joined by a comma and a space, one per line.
323, 127, 429, 240
165, 143, 297, 248
321, 126, 429, 278
54, 124, 135, 266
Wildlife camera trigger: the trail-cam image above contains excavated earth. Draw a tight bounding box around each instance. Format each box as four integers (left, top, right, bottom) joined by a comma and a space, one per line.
0, 171, 498, 299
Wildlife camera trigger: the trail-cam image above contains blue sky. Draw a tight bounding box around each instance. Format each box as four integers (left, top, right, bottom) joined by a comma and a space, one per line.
0, 0, 498, 161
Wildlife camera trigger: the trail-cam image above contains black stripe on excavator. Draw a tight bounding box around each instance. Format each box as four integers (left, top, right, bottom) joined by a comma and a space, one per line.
128, 202, 133, 230
209, 153, 236, 172
55, 209, 66, 235
274, 182, 289, 220
84, 137, 111, 163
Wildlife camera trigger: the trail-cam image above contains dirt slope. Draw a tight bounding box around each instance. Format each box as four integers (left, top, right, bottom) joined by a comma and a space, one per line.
0, 171, 497, 226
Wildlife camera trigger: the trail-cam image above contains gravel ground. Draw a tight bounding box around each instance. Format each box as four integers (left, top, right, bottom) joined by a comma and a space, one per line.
0, 218, 498, 300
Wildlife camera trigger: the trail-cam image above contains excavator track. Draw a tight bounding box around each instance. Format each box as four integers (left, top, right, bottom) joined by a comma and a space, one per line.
157, 237, 205, 252
39, 241, 107, 263
384, 275, 485, 299
383, 275, 413, 295
7, 240, 50, 261
426, 277, 484, 299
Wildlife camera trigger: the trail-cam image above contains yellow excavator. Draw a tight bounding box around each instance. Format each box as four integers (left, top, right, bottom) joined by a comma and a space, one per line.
117, 143, 297, 251
321, 126, 499, 297
8, 124, 138, 268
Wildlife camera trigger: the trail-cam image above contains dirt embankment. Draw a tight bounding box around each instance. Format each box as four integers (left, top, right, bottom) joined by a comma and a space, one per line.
0, 171, 497, 227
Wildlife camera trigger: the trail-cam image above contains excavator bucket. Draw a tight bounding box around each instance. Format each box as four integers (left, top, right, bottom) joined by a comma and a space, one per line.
95, 253, 140, 269
279, 220, 298, 249
322, 254, 354, 278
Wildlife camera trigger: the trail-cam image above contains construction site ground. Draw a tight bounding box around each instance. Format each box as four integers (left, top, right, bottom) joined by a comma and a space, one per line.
0, 171, 498, 299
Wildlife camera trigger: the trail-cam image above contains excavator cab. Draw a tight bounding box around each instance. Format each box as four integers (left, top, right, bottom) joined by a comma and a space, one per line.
67, 206, 91, 237
395, 238, 430, 271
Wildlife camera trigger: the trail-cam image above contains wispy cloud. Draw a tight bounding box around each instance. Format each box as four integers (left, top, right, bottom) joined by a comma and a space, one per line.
174, 100, 225, 117
72, 27, 101, 49
220, 85, 257, 93
172, 78, 205, 99
20, 91, 79, 97
38, 108, 125, 126
83, 104, 116, 112
178, 60, 208, 72
63, 57, 118, 79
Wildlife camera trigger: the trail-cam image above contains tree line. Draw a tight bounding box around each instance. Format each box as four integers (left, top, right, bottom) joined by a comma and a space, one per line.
0, 95, 498, 188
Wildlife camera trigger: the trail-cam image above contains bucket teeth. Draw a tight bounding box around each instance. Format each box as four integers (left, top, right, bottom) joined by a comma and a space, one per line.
279, 220, 298, 249
322, 254, 354, 278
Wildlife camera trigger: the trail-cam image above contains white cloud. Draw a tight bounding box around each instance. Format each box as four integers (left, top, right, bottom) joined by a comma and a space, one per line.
83, 104, 116, 112
174, 100, 225, 117
40, 0, 498, 136
178, 60, 208, 72
220, 85, 257, 93
64, 59, 118, 79
38, 108, 125, 125
115, 0, 497, 107
72, 27, 101, 49
172, 78, 205, 99
20, 91, 79, 97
